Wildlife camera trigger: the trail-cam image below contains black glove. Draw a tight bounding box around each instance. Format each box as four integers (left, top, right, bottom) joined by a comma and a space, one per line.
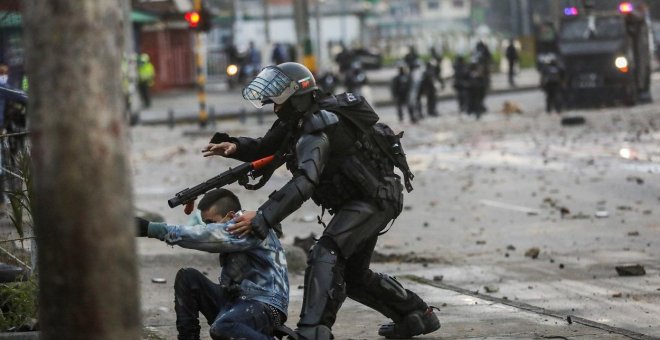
250, 211, 271, 240
210, 132, 231, 144
135, 217, 150, 237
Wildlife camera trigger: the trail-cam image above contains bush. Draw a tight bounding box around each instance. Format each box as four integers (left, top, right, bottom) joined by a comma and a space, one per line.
0, 277, 38, 331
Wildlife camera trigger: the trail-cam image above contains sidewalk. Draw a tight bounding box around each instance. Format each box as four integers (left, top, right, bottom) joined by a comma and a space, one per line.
139, 68, 539, 125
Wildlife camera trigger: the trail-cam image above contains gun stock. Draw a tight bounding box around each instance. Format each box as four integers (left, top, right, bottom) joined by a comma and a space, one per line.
167, 155, 275, 208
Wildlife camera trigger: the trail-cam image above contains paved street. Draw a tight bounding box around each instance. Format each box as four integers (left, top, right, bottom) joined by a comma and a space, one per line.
131, 70, 660, 339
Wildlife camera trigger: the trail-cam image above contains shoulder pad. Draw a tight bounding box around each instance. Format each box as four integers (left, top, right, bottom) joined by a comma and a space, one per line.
302, 110, 339, 134
335, 92, 363, 106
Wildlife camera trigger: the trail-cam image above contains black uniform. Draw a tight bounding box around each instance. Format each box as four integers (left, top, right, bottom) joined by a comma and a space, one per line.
541, 62, 564, 113
419, 63, 438, 117
390, 69, 412, 122
221, 92, 438, 339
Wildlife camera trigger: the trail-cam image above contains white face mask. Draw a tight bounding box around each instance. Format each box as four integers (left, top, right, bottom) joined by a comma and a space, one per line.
0, 75, 7, 85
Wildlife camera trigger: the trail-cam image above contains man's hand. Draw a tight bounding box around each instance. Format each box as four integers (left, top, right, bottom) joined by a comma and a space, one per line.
227, 210, 256, 238
249, 211, 271, 240
202, 142, 237, 157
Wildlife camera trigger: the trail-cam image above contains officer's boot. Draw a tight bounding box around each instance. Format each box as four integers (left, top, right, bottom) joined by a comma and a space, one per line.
346, 270, 440, 339
295, 242, 346, 340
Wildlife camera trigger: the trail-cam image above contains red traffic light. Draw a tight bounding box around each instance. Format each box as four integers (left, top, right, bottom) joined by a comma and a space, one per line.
185, 11, 201, 28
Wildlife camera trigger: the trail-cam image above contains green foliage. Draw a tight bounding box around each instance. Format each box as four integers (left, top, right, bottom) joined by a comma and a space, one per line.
0, 144, 37, 331
4, 147, 32, 239
0, 277, 38, 331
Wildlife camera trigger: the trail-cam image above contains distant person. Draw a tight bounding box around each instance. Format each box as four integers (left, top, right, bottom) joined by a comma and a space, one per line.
137, 53, 156, 108
474, 41, 492, 87
505, 40, 519, 87
540, 58, 565, 114
246, 41, 262, 77
404, 45, 420, 71
344, 61, 368, 96
407, 60, 424, 122
335, 42, 354, 74
390, 65, 412, 122
135, 188, 290, 340
318, 69, 340, 94
429, 46, 445, 90
466, 62, 488, 119
271, 43, 290, 65
452, 56, 469, 113
418, 61, 439, 117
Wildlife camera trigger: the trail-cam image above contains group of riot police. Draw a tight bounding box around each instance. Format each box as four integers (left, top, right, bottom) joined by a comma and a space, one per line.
390, 46, 445, 124
391, 42, 495, 123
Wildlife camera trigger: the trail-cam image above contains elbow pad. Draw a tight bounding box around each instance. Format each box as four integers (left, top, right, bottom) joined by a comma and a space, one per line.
295, 132, 330, 184
258, 174, 317, 228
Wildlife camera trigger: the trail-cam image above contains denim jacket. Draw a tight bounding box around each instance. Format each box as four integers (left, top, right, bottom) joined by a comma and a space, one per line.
147, 215, 289, 316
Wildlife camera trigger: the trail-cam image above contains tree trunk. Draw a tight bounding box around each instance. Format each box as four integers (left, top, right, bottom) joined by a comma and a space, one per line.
22, 1, 140, 339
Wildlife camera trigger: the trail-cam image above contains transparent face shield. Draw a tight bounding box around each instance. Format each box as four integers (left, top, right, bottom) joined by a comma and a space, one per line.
242, 66, 299, 108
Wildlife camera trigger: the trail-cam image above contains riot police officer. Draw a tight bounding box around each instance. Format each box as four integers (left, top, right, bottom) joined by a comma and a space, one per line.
540, 58, 565, 114
203, 62, 440, 340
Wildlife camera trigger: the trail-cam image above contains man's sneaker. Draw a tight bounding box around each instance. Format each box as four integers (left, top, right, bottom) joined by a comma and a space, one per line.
378, 307, 440, 339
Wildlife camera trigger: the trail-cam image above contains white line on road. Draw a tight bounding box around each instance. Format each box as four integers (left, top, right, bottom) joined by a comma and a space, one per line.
479, 199, 540, 215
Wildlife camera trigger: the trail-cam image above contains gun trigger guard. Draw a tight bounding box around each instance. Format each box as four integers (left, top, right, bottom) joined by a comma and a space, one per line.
237, 174, 249, 187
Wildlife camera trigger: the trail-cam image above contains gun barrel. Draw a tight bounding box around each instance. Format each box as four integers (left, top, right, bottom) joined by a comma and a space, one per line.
167, 155, 275, 208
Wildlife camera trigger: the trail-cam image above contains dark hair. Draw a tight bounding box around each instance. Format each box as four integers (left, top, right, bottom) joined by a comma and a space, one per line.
198, 189, 241, 217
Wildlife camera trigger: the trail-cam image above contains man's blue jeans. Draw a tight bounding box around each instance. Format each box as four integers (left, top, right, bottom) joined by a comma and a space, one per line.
174, 267, 278, 340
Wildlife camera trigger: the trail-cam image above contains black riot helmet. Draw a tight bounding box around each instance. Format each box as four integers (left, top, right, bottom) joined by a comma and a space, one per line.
242, 62, 318, 109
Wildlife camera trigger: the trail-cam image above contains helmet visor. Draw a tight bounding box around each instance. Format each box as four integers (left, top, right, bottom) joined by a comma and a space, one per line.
242, 66, 299, 108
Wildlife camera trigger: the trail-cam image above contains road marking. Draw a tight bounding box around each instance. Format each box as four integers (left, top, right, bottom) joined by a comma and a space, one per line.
407, 275, 657, 340
480, 199, 540, 215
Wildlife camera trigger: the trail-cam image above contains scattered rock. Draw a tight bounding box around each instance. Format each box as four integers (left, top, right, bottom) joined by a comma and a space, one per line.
626, 176, 644, 185
423, 222, 429, 227
595, 210, 609, 218
615, 264, 646, 276
433, 275, 444, 282
524, 247, 540, 259
476, 240, 486, 245
484, 285, 499, 293
561, 116, 586, 126
403, 205, 413, 211
299, 215, 316, 223
506, 245, 516, 251
559, 263, 565, 269
612, 292, 622, 298
559, 207, 570, 218
628, 231, 640, 236
567, 316, 572, 324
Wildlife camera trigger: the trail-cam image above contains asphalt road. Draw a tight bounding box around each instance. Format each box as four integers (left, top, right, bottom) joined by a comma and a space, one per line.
133, 83, 660, 339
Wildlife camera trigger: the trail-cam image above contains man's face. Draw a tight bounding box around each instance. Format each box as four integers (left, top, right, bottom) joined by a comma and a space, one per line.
200, 205, 227, 224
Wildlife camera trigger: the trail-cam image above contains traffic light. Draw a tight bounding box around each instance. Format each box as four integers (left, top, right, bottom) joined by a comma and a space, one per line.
184, 7, 212, 31
185, 11, 201, 29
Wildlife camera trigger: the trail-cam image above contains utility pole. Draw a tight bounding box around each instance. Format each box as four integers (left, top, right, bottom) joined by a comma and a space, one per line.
264, 0, 271, 44
23, 0, 140, 339
293, 0, 315, 72
315, 0, 323, 70
194, 0, 208, 127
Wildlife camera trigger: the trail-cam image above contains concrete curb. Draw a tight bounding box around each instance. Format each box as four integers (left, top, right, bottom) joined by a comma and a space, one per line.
138, 85, 539, 126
